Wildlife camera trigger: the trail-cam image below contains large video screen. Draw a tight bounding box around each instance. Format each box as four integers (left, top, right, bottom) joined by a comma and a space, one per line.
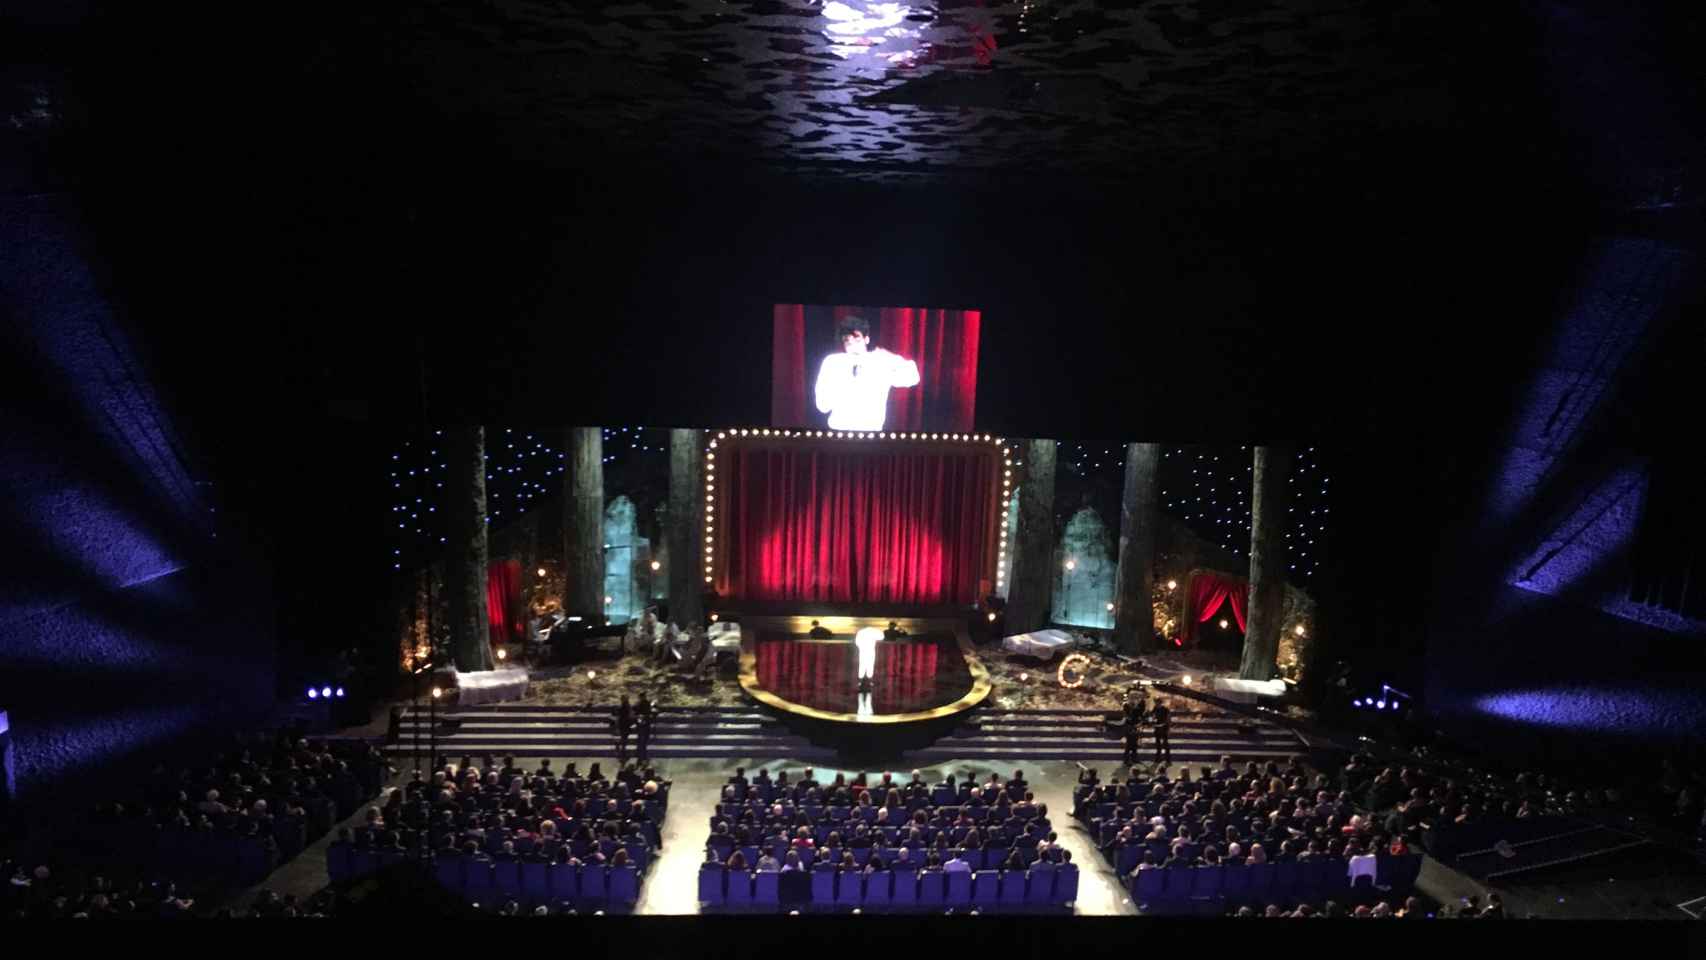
772, 305, 980, 434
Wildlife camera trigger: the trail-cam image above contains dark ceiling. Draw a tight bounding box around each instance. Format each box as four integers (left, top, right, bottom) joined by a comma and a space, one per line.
321, 0, 1460, 185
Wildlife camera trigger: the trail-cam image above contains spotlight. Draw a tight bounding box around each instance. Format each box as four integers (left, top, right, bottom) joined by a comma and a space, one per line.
1181, 675, 1193, 686
987, 612, 996, 622
1376, 700, 1387, 710
605, 596, 612, 604
710, 613, 719, 622
496, 649, 507, 662
321, 687, 332, 698
1065, 560, 1076, 571
1019, 673, 1029, 682
307, 688, 318, 699
431, 687, 442, 699
1353, 699, 1363, 707
1294, 624, 1306, 636
1166, 580, 1177, 591
335, 687, 345, 698
588, 671, 597, 681
1106, 603, 1115, 612
1219, 619, 1229, 630
537, 567, 547, 578
650, 561, 660, 571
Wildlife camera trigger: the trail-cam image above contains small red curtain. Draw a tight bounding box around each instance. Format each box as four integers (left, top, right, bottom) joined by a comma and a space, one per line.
716, 440, 999, 605
1181, 572, 1248, 646
486, 559, 522, 647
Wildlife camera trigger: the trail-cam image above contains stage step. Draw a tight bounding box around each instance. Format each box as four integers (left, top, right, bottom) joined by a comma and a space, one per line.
389, 702, 1304, 763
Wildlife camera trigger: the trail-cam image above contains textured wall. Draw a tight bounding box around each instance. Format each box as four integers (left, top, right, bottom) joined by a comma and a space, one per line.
0, 194, 275, 805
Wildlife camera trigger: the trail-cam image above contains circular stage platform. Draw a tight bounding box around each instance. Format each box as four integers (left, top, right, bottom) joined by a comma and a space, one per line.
736, 618, 991, 755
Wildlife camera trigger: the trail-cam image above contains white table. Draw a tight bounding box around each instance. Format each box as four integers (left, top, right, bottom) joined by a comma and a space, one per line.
1001, 629, 1077, 660
453, 667, 530, 705
707, 621, 742, 654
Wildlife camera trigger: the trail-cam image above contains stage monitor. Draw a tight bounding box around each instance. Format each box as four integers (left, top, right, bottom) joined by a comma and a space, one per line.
772, 305, 980, 434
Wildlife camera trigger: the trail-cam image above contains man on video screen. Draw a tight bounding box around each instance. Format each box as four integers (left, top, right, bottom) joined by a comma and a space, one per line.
814, 316, 920, 431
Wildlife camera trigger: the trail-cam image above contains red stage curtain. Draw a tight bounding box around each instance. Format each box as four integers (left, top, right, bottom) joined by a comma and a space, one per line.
1181, 572, 1248, 646
716, 442, 998, 605
770, 305, 980, 433
487, 559, 522, 647
771, 305, 808, 427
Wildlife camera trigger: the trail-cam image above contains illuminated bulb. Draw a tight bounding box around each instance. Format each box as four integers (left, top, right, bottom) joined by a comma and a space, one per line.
1019, 673, 1029, 682
705, 576, 713, 583
588, 671, 597, 681
1065, 560, 1076, 571
1294, 624, 1306, 636
431, 686, 442, 698
537, 567, 547, 577
1219, 619, 1229, 629
650, 561, 660, 571
1106, 603, 1115, 612
710, 613, 719, 622
987, 612, 996, 622
1180, 675, 1192, 686
1166, 580, 1177, 591
605, 596, 613, 604
496, 648, 507, 661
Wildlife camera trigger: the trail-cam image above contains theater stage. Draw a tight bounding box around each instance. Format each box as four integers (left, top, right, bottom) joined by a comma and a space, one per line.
736, 617, 991, 755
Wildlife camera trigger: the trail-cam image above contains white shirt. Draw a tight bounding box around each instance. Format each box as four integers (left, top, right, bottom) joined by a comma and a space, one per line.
814, 348, 920, 432
854, 627, 883, 680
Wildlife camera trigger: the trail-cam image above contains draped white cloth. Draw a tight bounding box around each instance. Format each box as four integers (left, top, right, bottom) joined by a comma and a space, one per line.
453, 667, 530, 706
1001, 629, 1076, 660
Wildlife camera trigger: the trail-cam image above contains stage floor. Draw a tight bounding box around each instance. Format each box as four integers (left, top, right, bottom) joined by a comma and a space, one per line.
738, 621, 991, 725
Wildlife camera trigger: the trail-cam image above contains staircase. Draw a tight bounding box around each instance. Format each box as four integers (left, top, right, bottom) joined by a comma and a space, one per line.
910, 708, 1304, 765
396, 705, 838, 762
396, 705, 1302, 766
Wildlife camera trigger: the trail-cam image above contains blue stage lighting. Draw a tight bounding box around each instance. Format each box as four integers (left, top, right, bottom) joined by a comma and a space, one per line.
1376, 701, 1387, 710
1352, 699, 1362, 707
307, 688, 318, 699
321, 686, 332, 698
335, 687, 345, 698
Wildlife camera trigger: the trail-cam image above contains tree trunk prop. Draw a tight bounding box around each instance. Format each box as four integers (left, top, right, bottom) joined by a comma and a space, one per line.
1114, 442, 1162, 655
563, 427, 605, 618
668, 428, 706, 627
445, 425, 494, 673
1240, 446, 1291, 680
1008, 439, 1058, 634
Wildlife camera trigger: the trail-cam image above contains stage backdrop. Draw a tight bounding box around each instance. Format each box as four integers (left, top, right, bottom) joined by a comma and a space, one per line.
772, 305, 980, 434
712, 438, 1000, 605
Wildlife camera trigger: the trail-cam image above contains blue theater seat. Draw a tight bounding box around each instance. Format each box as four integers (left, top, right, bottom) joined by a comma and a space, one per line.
972, 870, 1000, 909
892, 869, 919, 909
1055, 865, 1078, 906
864, 870, 892, 909
947, 869, 972, 907
726, 870, 753, 910
918, 870, 946, 909
607, 865, 639, 909
754, 870, 780, 910
999, 870, 1027, 909
698, 863, 725, 907
836, 872, 863, 909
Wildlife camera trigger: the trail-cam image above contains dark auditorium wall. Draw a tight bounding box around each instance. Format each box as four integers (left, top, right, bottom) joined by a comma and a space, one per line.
0, 193, 277, 807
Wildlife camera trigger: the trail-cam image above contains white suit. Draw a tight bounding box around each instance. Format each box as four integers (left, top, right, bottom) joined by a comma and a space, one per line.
854, 627, 883, 681
814, 348, 920, 432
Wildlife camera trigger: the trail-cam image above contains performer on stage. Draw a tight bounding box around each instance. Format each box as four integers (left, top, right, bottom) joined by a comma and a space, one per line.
814, 316, 920, 432
854, 627, 884, 691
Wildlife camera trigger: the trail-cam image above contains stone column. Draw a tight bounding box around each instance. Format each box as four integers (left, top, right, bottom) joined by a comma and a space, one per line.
445, 425, 494, 672
563, 427, 604, 618
1240, 446, 1292, 680
1114, 442, 1162, 655
668, 428, 706, 627
1007, 439, 1058, 634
